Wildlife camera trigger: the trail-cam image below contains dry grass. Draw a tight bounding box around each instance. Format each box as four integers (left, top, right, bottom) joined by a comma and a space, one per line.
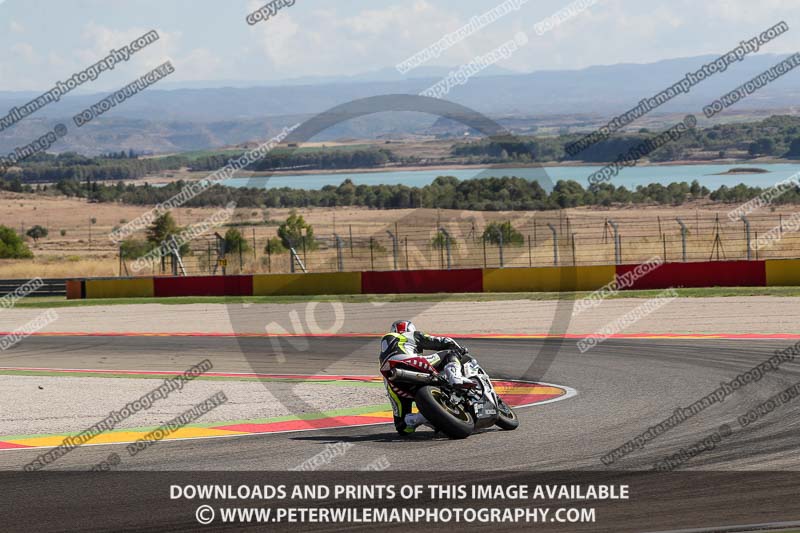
2, 190, 799, 278
0, 258, 118, 279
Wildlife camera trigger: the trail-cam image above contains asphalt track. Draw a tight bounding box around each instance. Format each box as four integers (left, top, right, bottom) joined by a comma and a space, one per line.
1, 335, 799, 472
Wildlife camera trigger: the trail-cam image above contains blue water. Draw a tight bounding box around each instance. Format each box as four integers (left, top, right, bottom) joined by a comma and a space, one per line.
221, 163, 800, 191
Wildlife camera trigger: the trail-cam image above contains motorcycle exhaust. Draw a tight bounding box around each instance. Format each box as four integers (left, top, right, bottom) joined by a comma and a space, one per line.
387, 368, 437, 385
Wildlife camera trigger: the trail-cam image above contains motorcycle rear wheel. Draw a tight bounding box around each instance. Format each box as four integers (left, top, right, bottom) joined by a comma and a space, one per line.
495, 397, 519, 430
415, 386, 474, 439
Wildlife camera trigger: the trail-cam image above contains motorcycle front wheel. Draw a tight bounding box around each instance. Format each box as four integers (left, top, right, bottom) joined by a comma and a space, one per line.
415, 386, 474, 439
495, 396, 519, 430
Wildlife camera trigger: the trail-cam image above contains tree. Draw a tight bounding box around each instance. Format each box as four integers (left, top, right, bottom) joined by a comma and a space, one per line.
431, 232, 457, 250
145, 212, 189, 254
265, 237, 287, 254
482, 221, 524, 246
689, 180, 702, 198
26, 225, 48, 242
146, 212, 180, 245
277, 210, 317, 250
119, 238, 153, 259
787, 138, 800, 158
223, 228, 250, 253
748, 138, 776, 156
0, 226, 33, 258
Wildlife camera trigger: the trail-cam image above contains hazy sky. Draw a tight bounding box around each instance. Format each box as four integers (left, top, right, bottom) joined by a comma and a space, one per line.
0, 0, 798, 91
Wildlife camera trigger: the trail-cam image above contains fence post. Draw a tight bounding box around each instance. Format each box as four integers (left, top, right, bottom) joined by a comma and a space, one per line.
676, 218, 688, 262
404, 237, 409, 269
741, 215, 751, 260
437, 228, 452, 270
497, 230, 506, 268
334, 234, 344, 272
494, 228, 504, 268
528, 235, 532, 267
387, 230, 398, 270
482, 236, 487, 268
546, 223, 558, 265
755, 230, 759, 261
571, 233, 576, 266
369, 237, 374, 270
607, 219, 621, 264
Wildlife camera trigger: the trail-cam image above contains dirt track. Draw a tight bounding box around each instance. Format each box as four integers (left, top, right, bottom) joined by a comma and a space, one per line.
0, 296, 794, 335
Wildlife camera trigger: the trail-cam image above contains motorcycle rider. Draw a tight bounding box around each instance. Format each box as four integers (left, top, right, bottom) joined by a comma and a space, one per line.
379, 320, 472, 435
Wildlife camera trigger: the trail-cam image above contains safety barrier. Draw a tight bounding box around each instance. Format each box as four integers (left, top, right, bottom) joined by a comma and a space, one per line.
483, 265, 615, 292
64, 259, 800, 299
253, 272, 361, 296
617, 260, 766, 290
0, 278, 68, 297
362, 269, 483, 294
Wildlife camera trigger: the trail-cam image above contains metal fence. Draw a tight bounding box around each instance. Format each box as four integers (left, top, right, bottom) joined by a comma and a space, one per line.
126, 210, 800, 276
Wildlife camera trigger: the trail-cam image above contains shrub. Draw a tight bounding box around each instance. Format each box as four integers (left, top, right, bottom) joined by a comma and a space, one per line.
0, 226, 33, 258
26, 225, 48, 242
482, 221, 524, 246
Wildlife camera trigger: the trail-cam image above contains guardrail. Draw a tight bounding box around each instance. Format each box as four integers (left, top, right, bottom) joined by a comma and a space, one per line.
64, 258, 800, 299
0, 278, 67, 297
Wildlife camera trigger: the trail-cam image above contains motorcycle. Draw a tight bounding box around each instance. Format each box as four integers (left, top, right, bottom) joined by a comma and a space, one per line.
385, 349, 519, 439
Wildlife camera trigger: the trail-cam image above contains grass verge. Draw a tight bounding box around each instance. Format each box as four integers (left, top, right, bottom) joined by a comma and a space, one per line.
14, 286, 800, 308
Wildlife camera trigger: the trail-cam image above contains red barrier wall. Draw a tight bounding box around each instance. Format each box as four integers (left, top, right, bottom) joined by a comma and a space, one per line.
153, 275, 253, 297
66, 280, 84, 300
616, 260, 766, 290
361, 269, 483, 294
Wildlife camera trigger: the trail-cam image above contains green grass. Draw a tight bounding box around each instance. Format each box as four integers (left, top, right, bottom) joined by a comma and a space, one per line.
15, 286, 800, 308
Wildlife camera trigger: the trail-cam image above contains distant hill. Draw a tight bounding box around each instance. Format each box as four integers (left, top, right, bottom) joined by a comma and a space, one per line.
0, 53, 798, 154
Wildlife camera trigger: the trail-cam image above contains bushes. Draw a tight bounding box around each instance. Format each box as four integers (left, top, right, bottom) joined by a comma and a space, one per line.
223, 228, 250, 253
26, 225, 48, 242
277, 211, 317, 250
119, 238, 153, 259
0, 226, 33, 258
46, 174, 792, 211
482, 221, 524, 246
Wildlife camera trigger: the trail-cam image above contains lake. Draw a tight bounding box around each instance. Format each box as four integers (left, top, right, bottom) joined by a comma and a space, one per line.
221, 163, 800, 191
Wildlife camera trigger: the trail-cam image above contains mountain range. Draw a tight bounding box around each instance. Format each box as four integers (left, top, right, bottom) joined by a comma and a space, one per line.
0, 53, 797, 155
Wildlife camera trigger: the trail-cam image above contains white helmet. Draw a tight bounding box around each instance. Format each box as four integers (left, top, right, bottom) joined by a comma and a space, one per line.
390, 320, 416, 334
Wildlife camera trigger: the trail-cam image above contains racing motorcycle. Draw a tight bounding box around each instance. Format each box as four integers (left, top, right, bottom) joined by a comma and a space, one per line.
385, 349, 519, 439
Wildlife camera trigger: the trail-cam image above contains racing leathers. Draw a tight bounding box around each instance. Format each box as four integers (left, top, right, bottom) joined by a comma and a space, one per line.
378, 330, 468, 435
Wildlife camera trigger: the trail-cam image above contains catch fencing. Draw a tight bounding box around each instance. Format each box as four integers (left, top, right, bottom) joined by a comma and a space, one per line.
118, 210, 800, 276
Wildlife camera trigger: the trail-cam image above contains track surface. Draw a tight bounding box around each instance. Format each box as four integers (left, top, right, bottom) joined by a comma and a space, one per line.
1, 335, 799, 472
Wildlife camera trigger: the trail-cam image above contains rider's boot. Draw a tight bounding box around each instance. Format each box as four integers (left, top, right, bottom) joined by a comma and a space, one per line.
443, 361, 473, 387
404, 413, 429, 430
